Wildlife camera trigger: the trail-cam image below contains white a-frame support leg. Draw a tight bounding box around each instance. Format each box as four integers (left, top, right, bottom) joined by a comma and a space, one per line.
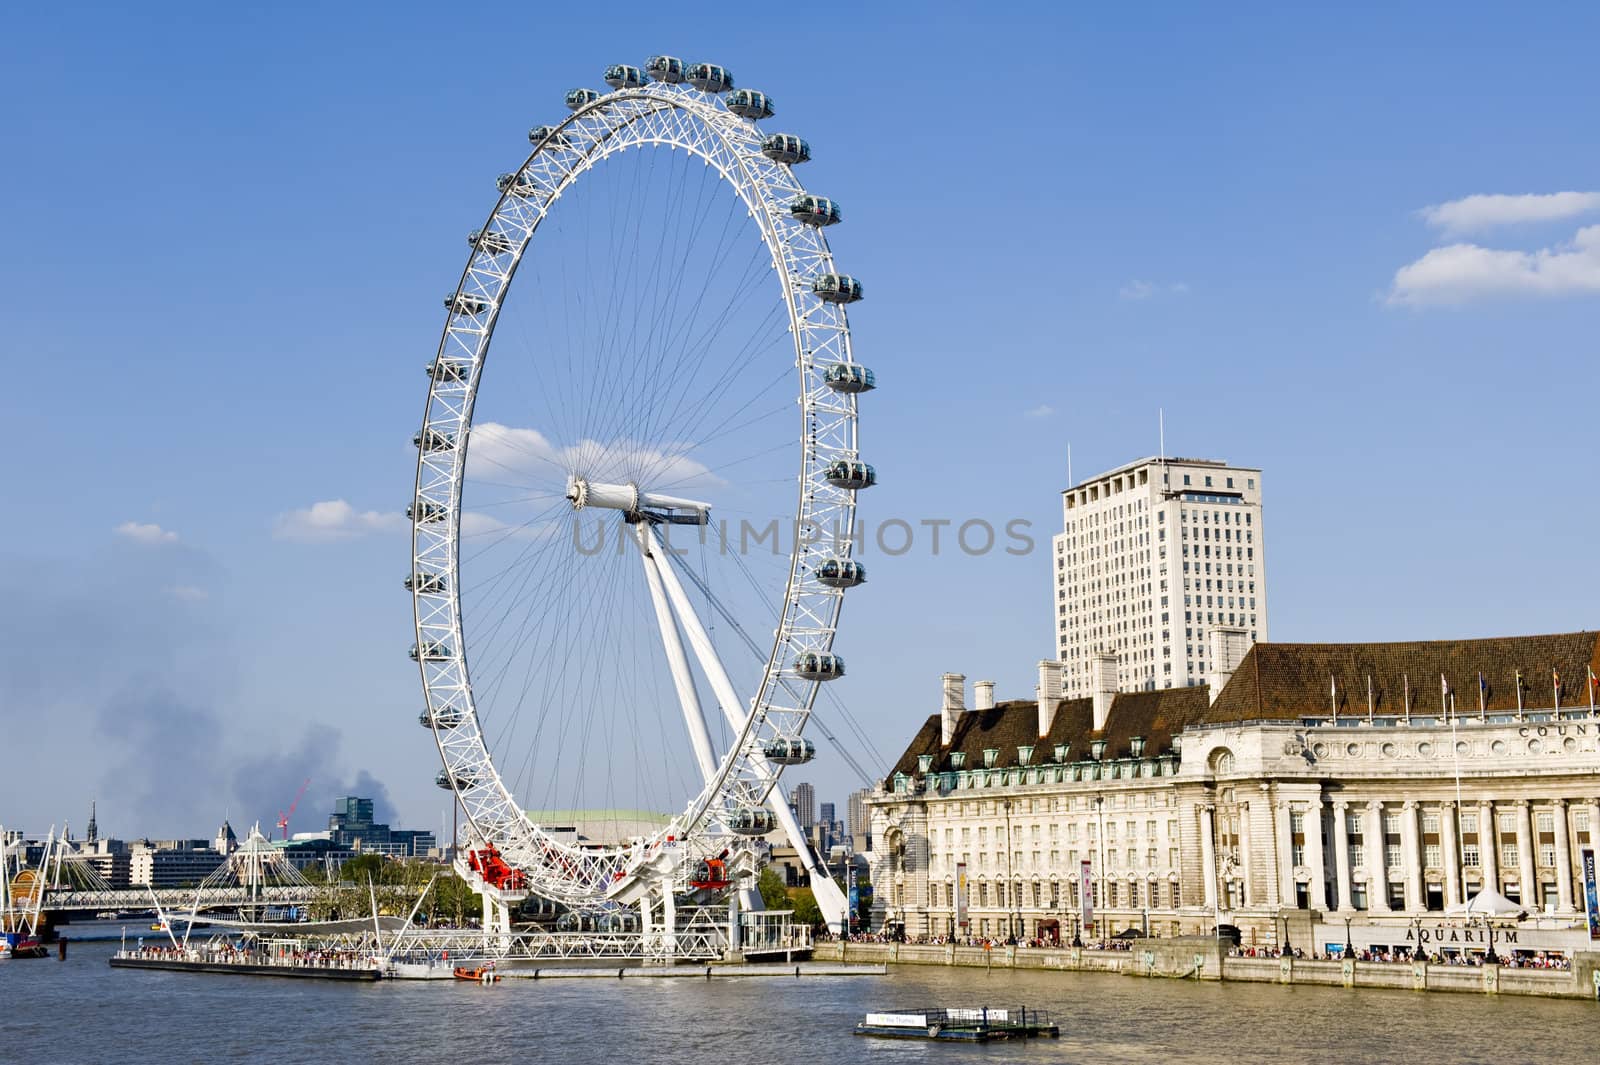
635, 521, 718, 783
643, 523, 850, 933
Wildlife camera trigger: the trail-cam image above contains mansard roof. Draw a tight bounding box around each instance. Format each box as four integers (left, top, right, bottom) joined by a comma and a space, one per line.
1208, 631, 1600, 723
886, 631, 1600, 778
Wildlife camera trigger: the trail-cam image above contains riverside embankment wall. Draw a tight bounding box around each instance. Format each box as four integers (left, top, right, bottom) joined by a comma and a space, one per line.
812, 938, 1600, 1001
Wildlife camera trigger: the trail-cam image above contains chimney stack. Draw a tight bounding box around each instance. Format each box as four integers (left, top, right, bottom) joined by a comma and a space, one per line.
1036, 660, 1063, 737
1207, 627, 1251, 705
941, 672, 966, 745
1091, 652, 1119, 732
974, 679, 996, 711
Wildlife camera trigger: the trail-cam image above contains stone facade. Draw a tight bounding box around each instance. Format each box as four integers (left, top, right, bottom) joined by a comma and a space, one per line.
868, 631, 1600, 954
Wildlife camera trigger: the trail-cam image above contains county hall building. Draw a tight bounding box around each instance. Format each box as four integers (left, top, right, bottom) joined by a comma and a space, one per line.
866, 630, 1600, 957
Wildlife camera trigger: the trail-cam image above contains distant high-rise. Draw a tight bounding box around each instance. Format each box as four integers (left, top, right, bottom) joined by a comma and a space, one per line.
1053, 456, 1267, 694
790, 782, 816, 830
819, 801, 835, 828
847, 788, 870, 839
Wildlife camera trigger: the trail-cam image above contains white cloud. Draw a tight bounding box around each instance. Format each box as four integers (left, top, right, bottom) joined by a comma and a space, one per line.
1387, 224, 1600, 307
273, 499, 407, 543
1119, 280, 1189, 301
1419, 191, 1600, 235
1024, 404, 1055, 419
467, 422, 722, 491
115, 521, 178, 544
166, 585, 209, 602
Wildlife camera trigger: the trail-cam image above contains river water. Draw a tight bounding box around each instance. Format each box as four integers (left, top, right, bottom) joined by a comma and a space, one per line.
2, 940, 1594, 1064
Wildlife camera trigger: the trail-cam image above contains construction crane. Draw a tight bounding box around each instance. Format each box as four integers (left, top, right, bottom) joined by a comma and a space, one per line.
276, 779, 311, 841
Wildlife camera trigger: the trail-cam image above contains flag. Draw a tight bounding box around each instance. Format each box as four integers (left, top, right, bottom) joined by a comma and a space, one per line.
1441, 673, 1452, 717
1554, 669, 1563, 710
1515, 669, 1525, 714
1330, 674, 1338, 718
1589, 667, 1597, 710
1478, 672, 1488, 718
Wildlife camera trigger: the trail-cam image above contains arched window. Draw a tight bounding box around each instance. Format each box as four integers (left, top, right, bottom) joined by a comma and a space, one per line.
1209, 748, 1235, 776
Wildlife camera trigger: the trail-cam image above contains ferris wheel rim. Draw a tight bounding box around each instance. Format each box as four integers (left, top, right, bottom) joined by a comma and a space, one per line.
409, 72, 867, 908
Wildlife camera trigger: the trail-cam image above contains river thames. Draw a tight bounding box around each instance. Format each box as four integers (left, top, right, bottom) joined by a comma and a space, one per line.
2, 941, 1595, 1065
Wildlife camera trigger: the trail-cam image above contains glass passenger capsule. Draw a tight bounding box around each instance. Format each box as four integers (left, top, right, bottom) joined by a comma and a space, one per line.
646, 55, 686, 83
823, 363, 875, 393
793, 652, 846, 681
419, 706, 464, 729
686, 63, 733, 93
604, 64, 645, 89
565, 87, 601, 111
761, 134, 810, 165
404, 572, 447, 594
444, 294, 488, 316
811, 273, 862, 304
815, 558, 867, 588
762, 738, 816, 765
410, 640, 452, 662
470, 229, 513, 255
435, 769, 478, 790
725, 88, 773, 119
407, 501, 447, 523
788, 195, 841, 227
729, 807, 777, 836
496, 172, 536, 197
527, 125, 572, 149
426, 357, 470, 382
822, 460, 876, 490
413, 428, 455, 452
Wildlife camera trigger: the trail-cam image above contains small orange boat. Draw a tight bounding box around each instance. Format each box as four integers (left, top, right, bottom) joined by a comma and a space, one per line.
453, 965, 500, 983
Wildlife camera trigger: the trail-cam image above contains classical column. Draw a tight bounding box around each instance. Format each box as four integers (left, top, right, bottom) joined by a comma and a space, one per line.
1552, 800, 1573, 912
1515, 800, 1536, 908
1479, 801, 1498, 893
1440, 801, 1461, 910
1199, 803, 1218, 911
1305, 797, 1327, 911
1275, 798, 1294, 909
1239, 802, 1255, 906
1332, 800, 1353, 911
1401, 800, 1424, 913
1366, 801, 1390, 912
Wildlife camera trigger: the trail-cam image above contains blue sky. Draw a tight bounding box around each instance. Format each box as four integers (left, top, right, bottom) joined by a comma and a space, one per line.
2, 3, 1596, 838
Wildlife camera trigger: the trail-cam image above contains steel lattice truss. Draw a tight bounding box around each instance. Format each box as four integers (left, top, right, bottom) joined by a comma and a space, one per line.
411, 75, 863, 910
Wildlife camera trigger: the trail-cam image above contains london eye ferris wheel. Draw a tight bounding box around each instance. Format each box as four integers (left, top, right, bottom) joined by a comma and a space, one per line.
408, 56, 876, 927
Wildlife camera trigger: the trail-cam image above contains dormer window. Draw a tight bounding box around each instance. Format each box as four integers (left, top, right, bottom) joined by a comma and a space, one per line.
892, 772, 909, 793
1017, 745, 1034, 766
1129, 736, 1146, 758
983, 748, 1000, 768
1170, 736, 1184, 755
950, 752, 966, 769
1090, 739, 1107, 760
917, 754, 934, 773
1054, 743, 1070, 763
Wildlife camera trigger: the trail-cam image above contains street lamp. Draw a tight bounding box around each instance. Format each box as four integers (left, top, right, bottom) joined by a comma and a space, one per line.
1279, 913, 1292, 957
1483, 916, 1499, 964
1410, 917, 1424, 963
1343, 914, 1354, 957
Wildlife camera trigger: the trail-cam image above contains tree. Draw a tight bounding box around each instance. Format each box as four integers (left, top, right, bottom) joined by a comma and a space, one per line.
790, 888, 822, 928
756, 867, 789, 910
339, 853, 386, 884
853, 877, 874, 929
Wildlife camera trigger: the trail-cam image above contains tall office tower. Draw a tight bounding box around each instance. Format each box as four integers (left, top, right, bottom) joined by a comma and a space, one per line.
819, 801, 835, 828
790, 782, 817, 830
1053, 457, 1267, 694
847, 788, 871, 839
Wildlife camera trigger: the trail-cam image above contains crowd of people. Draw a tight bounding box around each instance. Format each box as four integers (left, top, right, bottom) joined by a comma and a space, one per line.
120, 940, 379, 971
1228, 944, 1572, 970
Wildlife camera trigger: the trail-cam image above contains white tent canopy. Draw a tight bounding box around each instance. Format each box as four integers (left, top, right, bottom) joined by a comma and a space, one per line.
1446, 887, 1525, 918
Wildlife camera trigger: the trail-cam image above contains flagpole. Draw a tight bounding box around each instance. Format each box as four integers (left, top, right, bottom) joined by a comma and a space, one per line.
1441, 673, 1449, 720
1403, 673, 1411, 725
1478, 672, 1486, 722
1331, 674, 1338, 724
1589, 667, 1596, 713
1554, 670, 1561, 714
1367, 675, 1374, 724
1515, 670, 1524, 721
